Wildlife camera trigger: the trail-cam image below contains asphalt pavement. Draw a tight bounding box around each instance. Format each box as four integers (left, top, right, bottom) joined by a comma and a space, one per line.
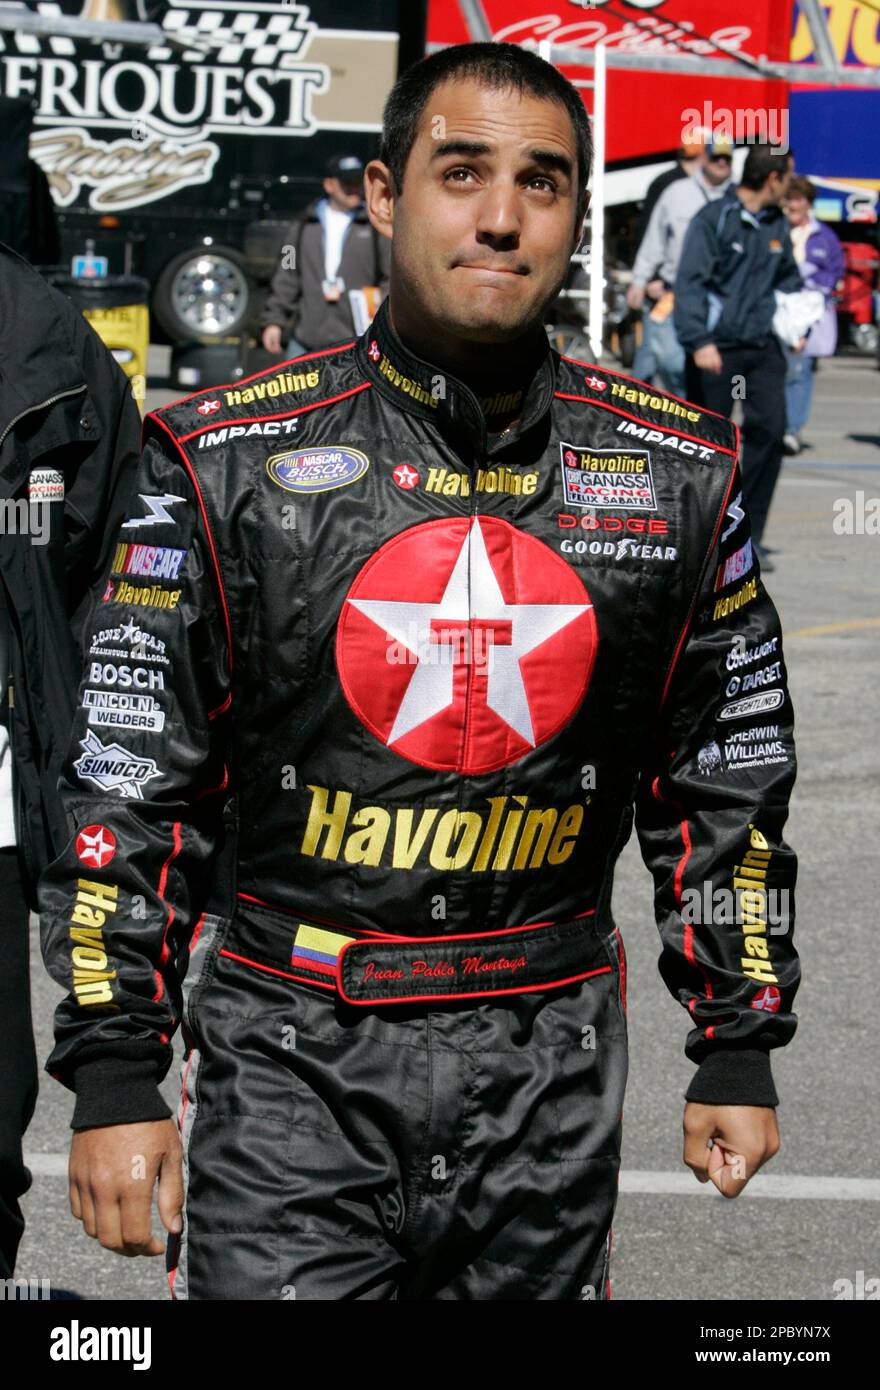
13, 348, 880, 1301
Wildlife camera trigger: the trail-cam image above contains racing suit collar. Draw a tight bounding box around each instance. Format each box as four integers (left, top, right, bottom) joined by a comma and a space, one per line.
356, 295, 557, 458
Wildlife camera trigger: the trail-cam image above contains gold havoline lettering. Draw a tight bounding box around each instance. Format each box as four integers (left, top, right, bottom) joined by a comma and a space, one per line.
610, 380, 701, 423
67, 879, 120, 1009
731, 836, 778, 984
299, 787, 585, 874
378, 355, 438, 407
424, 466, 538, 497
224, 368, 320, 406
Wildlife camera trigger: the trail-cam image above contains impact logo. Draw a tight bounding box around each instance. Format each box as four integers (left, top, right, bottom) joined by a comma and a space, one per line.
335, 516, 598, 774
16, 2, 385, 210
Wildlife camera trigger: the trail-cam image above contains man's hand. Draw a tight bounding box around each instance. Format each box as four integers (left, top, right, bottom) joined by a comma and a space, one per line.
262, 324, 283, 354
694, 343, 723, 374
646, 278, 665, 300
792, 336, 807, 353
683, 1103, 780, 1198
69, 1120, 183, 1256
626, 283, 646, 312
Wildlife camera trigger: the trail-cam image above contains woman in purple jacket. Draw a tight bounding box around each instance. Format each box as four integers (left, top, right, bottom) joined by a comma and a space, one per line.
783, 176, 845, 455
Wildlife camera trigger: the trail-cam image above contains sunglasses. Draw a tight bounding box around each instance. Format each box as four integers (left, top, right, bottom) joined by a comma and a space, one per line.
708, 153, 733, 163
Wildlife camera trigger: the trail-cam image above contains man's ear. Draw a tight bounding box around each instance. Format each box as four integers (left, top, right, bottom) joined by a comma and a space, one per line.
364, 160, 395, 240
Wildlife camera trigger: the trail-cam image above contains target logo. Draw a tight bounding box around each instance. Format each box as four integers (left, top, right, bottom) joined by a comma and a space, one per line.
75, 824, 118, 870
336, 516, 597, 773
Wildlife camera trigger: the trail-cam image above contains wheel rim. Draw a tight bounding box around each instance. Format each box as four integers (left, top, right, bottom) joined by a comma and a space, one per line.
170, 254, 248, 336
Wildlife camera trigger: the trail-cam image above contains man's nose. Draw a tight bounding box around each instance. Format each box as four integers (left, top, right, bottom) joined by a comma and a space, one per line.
473, 180, 522, 243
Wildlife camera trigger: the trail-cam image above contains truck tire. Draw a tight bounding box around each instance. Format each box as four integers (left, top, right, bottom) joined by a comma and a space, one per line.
154, 245, 251, 344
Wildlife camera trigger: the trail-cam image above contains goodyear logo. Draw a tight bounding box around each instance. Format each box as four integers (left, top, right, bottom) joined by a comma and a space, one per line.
267, 446, 370, 495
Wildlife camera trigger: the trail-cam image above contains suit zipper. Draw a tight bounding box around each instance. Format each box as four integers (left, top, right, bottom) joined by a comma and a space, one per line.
0, 383, 87, 451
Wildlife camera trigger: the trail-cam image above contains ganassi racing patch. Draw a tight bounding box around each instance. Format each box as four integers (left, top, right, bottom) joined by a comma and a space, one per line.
559, 443, 657, 510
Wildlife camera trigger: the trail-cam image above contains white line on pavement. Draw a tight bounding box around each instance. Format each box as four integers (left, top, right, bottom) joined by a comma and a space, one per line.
23, 1153, 880, 1199
620, 1172, 880, 1200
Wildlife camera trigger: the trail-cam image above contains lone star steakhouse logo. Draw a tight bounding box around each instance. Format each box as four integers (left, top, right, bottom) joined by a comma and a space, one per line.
336, 517, 597, 774
75, 825, 117, 870
393, 464, 419, 489
197, 400, 221, 416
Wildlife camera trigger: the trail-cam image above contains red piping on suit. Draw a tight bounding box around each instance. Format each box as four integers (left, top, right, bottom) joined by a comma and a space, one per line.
554, 390, 737, 458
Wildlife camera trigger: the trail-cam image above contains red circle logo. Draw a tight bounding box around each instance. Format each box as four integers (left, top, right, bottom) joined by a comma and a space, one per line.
393, 463, 419, 489
336, 516, 598, 773
75, 824, 117, 869
751, 986, 781, 1013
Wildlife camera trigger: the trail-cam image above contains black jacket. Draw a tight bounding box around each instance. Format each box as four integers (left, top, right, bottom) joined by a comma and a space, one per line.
260, 199, 390, 349
674, 187, 803, 353
0, 243, 142, 902
39, 298, 799, 1128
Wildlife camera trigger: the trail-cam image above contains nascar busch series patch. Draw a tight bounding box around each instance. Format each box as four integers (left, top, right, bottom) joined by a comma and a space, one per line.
266, 445, 370, 494
335, 516, 597, 774
559, 443, 657, 510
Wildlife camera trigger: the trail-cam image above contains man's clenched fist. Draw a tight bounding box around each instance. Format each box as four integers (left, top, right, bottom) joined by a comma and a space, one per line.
683, 1103, 780, 1198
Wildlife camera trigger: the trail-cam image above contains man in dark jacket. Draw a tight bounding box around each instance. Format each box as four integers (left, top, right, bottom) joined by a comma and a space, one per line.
261, 154, 391, 356
0, 242, 141, 1277
674, 144, 801, 554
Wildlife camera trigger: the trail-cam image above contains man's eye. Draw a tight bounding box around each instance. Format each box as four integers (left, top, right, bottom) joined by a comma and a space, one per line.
444, 167, 476, 183
530, 176, 557, 192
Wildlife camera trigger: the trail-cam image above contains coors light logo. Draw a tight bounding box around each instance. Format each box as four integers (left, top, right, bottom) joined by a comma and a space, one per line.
7, 2, 391, 210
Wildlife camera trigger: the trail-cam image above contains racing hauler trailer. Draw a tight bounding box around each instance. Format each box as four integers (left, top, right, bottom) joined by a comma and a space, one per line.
1, 0, 428, 356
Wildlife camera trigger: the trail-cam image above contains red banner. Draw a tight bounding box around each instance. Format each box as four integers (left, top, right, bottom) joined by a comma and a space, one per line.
428, 1, 794, 163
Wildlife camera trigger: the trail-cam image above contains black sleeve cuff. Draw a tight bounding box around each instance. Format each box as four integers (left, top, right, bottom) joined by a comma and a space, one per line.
70, 1057, 174, 1131
685, 1048, 779, 1108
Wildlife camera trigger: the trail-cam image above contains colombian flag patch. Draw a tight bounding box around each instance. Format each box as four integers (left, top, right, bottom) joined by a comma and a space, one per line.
291, 923, 355, 977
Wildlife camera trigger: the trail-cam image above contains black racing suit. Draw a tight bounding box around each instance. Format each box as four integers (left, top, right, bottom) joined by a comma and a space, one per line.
40, 297, 799, 1299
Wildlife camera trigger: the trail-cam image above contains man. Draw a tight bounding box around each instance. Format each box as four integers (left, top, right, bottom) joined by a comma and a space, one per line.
41, 43, 799, 1301
633, 128, 711, 246
782, 176, 844, 456
261, 154, 391, 357
675, 144, 802, 556
627, 136, 733, 396
0, 241, 141, 1278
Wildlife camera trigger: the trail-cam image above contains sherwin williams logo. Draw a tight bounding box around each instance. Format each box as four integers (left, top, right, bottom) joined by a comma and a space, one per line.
266, 446, 370, 494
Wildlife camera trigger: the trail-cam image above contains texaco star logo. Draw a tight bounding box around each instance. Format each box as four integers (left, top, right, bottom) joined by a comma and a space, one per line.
75, 824, 117, 869
584, 375, 607, 391
197, 399, 221, 416
336, 516, 598, 773
751, 986, 782, 1013
368, 340, 381, 362
393, 463, 419, 489
564, 449, 578, 466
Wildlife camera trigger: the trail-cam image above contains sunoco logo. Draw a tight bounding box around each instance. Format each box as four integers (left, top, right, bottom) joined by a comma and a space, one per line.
267, 446, 370, 494
16, 3, 390, 211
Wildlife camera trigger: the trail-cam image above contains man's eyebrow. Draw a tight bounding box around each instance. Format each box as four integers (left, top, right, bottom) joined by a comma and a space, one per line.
430, 140, 573, 180
526, 148, 574, 180
430, 140, 493, 161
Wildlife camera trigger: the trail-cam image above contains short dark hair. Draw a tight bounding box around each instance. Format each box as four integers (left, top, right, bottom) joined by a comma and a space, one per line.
740, 143, 793, 191
379, 42, 592, 213
787, 175, 816, 204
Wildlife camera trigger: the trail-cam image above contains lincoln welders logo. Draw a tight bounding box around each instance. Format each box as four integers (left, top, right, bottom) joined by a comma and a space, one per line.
335, 517, 598, 774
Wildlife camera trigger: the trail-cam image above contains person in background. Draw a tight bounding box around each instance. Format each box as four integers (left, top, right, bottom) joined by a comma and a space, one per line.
675, 144, 801, 565
0, 242, 141, 1280
782, 176, 844, 456
261, 154, 391, 357
633, 128, 711, 246
627, 136, 733, 396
